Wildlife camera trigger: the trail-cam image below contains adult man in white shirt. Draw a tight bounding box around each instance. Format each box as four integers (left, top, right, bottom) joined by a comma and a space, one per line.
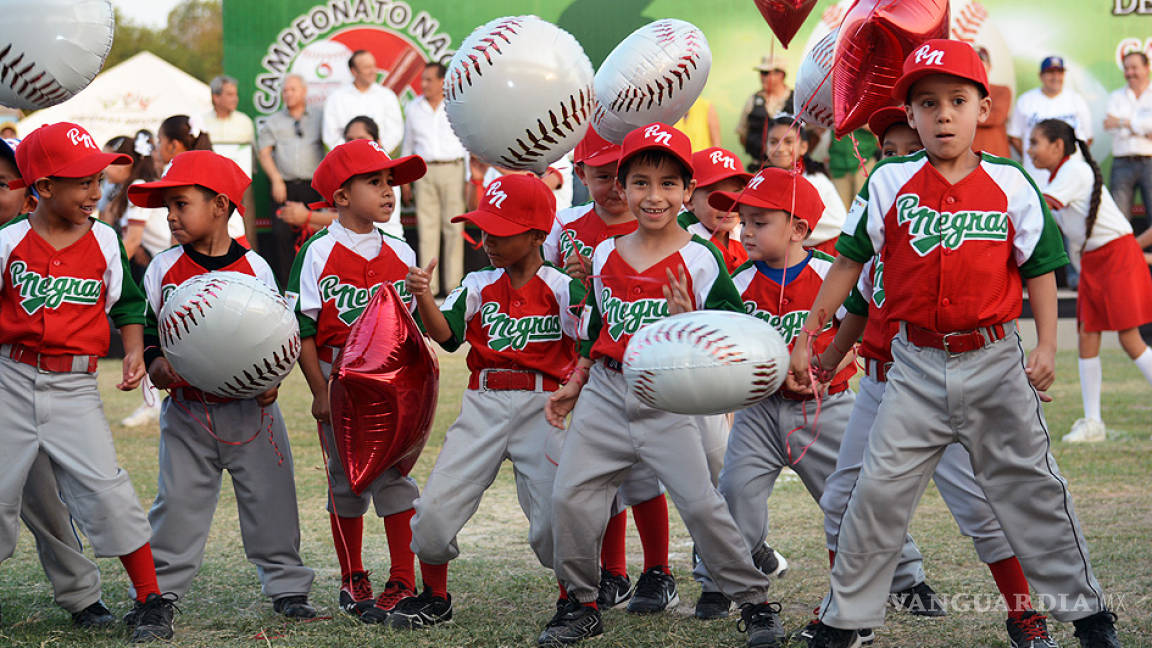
202, 75, 256, 243
1104, 51, 1152, 228
321, 50, 404, 153
1008, 56, 1094, 178
401, 62, 467, 295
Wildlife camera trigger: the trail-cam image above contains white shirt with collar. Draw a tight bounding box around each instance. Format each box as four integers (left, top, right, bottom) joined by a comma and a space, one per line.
1105, 84, 1152, 157
401, 95, 466, 162
321, 83, 404, 153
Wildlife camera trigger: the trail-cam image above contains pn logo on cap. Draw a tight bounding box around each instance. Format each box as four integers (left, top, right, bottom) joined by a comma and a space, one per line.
485, 180, 508, 209
913, 43, 946, 67
66, 127, 98, 150
747, 173, 767, 191
643, 124, 673, 146
709, 150, 737, 170
368, 140, 387, 154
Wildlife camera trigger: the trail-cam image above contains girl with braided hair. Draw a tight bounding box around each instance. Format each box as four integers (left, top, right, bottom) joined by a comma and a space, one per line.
1029, 118, 1152, 441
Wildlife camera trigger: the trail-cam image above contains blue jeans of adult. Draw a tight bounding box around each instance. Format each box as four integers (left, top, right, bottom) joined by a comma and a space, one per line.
1110, 155, 1152, 228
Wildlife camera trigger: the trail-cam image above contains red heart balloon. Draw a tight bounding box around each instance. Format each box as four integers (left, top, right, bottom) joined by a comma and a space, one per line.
329, 282, 438, 493
753, 0, 819, 49
832, 0, 950, 137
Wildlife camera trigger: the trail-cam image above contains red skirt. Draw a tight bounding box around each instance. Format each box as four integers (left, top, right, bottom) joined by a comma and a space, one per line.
1077, 234, 1152, 332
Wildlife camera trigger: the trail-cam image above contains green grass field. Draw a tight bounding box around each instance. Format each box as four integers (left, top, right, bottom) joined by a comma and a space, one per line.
1, 348, 1150, 647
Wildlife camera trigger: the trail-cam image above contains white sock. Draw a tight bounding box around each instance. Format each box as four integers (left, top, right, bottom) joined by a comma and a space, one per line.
1133, 348, 1152, 387
1078, 357, 1102, 421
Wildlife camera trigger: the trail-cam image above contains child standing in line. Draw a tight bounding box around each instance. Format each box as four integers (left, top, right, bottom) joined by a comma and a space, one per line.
405, 174, 584, 625
1028, 118, 1152, 442
130, 150, 316, 619
0, 122, 174, 642
763, 115, 848, 255
286, 139, 449, 626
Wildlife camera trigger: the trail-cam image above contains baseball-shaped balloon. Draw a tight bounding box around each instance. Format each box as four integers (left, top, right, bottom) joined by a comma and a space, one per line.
0, 0, 116, 110
793, 27, 839, 129
592, 19, 712, 144
444, 15, 594, 174
623, 311, 789, 415
159, 272, 301, 399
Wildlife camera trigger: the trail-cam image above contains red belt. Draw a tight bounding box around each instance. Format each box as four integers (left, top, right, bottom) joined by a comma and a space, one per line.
780, 381, 849, 402
173, 386, 235, 404
862, 356, 892, 383
2, 343, 98, 374
468, 369, 560, 392
906, 323, 1007, 356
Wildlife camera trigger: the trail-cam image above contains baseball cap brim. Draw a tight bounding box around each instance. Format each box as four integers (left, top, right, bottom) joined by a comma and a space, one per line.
451, 208, 535, 236
696, 169, 753, 191
127, 178, 247, 216
892, 69, 989, 104
707, 189, 782, 213
580, 145, 621, 167
308, 154, 427, 210
9, 151, 130, 190
867, 106, 910, 140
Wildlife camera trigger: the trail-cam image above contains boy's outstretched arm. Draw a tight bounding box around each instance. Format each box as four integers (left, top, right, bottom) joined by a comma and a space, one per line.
788, 255, 864, 388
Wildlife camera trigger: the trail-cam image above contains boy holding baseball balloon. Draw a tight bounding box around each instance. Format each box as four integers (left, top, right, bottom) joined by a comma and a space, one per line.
542, 123, 783, 648
129, 150, 316, 619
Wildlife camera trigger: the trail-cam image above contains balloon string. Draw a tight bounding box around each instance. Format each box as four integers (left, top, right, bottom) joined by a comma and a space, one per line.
850, 132, 871, 179
785, 313, 827, 466
315, 418, 357, 580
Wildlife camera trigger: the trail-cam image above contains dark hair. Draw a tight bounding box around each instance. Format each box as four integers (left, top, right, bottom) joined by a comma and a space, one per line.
343, 115, 380, 142
1122, 51, 1149, 67
425, 62, 448, 79
193, 184, 237, 216
102, 130, 160, 224
904, 76, 988, 104
348, 49, 370, 70
1034, 119, 1101, 253
159, 115, 213, 152
768, 115, 829, 178
616, 150, 692, 187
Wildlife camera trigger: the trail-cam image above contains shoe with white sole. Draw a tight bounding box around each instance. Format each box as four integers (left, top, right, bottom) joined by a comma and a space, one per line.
1065, 419, 1106, 443
751, 543, 788, 579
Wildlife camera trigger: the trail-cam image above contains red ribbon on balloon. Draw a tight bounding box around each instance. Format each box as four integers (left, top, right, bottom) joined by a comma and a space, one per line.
832, 0, 950, 137
753, 0, 819, 49
329, 282, 438, 494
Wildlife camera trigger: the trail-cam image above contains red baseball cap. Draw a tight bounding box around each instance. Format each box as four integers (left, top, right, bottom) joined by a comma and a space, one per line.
574, 127, 621, 167
692, 147, 752, 189
451, 173, 555, 236
9, 122, 130, 190
618, 123, 693, 176
892, 39, 989, 103
708, 167, 824, 231
128, 150, 252, 215
309, 139, 427, 209
867, 106, 911, 141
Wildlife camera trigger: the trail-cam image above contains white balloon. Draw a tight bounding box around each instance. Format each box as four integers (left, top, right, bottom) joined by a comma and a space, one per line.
444, 15, 593, 174
0, 0, 115, 110
592, 19, 712, 144
793, 28, 838, 129
159, 272, 301, 400
623, 311, 790, 416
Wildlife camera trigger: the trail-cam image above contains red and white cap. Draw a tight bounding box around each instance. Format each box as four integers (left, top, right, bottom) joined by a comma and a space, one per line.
707, 167, 824, 231
619, 123, 693, 175
452, 173, 555, 235
892, 39, 989, 103
309, 139, 427, 209
867, 106, 911, 141
128, 150, 252, 214
574, 127, 621, 167
9, 122, 130, 190
692, 147, 752, 189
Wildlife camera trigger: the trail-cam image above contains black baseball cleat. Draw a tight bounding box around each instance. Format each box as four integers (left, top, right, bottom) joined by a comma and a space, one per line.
72, 600, 116, 628
1073, 610, 1121, 648
804, 622, 863, 648
737, 601, 785, 648
273, 595, 317, 619
695, 591, 732, 619
1007, 611, 1058, 648
126, 593, 178, 643
386, 589, 452, 629
751, 543, 789, 579
794, 619, 874, 645
625, 566, 678, 614
596, 568, 632, 609
538, 599, 603, 645
890, 581, 947, 617
339, 570, 374, 616
360, 579, 416, 624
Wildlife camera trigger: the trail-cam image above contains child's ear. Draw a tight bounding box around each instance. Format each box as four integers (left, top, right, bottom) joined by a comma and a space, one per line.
333, 185, 351, 208
976, 93, 992, 125
682, 178, 697, 205
530, 229, 548, 247
792, 217, 810, 243
572, 163, 586, 184
213, 193, 231, 217
33, 178, 53, 198
903, 104, 916, 131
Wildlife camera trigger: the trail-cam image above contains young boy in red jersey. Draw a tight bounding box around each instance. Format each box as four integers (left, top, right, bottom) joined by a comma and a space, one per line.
130, 151, 316, 620
792, 40, 1120, 648
542, 127, 672, 613
539, 123, 782, 648
0, 122, 173, 642
285, 140, 446, 625
679, 146, 752, 273
404, 173, 585, 625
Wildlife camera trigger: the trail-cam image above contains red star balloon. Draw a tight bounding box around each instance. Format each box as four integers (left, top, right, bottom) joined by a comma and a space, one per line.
753, 0, 819, 48
329, 282, 438, 494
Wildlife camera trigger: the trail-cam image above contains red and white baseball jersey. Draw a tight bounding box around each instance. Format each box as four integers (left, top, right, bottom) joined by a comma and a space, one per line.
439, 263, 585, 383
731, 251, 854, 393
677, 210, 747, 273
837, 151, 1068, 332
0, 215, 146, 356
542, 203, 637, 266
286, 220, 417, 349
842, 257, 894, 364
579, 235, 742, 362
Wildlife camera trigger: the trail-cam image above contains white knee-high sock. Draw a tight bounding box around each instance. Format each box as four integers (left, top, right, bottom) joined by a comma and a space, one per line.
1078, 357, 1102, 421
1133, 348, 1152, 387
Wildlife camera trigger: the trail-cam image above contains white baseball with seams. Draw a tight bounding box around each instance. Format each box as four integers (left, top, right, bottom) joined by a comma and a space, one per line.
159, 272, 301, 399
592, 18, 712, 144
0, 0, 115, 110
622, 311, 790, 416
794, 27, 839, 129
444, 15, 593, 175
